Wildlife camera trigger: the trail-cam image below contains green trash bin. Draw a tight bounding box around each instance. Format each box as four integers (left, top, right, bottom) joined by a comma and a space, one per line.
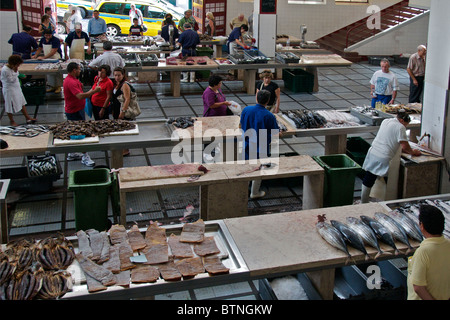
313, 154, 361, 207
196, 46, 214, 80
68, 168, 111, 231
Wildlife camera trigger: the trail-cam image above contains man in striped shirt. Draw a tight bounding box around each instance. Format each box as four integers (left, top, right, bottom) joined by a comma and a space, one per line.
406, 45, 426, 103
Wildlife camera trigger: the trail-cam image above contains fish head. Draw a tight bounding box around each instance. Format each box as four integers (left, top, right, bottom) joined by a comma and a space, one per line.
346, 216, 359, 224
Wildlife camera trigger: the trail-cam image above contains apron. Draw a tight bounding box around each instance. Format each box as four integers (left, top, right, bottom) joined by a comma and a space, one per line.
43, 44, 63, 87
70, 38, 85, 60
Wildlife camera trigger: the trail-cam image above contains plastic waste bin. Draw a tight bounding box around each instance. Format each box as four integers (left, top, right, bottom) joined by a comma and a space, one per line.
346, 136, 371, 178
196, 46, 214, 79
68, 168, 111, 231
313, 154, 361, 207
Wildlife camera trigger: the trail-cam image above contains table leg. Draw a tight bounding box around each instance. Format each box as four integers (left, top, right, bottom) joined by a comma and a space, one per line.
111, 149, 123, 169
119, 191, 127, 226
0, 200, 8, 244
200, 181, 248, 220
325, 134, 347, 155
305, 66, 319, 93
244, 69, 257, 94
306, 268, 335, 300
170, 71, 181, 97
303, 173, 324, 209
215, 45, 223, 58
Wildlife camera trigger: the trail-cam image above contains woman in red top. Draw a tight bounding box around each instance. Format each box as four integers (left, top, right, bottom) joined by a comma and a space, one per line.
91, 64, 113, 120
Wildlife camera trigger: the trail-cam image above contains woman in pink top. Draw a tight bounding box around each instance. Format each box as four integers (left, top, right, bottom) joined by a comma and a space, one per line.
202, 75, 231, 117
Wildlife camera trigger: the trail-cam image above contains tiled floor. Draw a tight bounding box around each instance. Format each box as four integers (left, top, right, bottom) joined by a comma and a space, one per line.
0, 61, 414, 240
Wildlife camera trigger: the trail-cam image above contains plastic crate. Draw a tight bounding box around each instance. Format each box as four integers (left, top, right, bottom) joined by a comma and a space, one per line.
195, 47, 213, 79
283, 69, 314, 93
244, 49, 269, 64
68, 168, 112, 231
259, 273, 323, 300
138, 54, 159, 66
275, 52, 300, 64
313, 154, 361, 207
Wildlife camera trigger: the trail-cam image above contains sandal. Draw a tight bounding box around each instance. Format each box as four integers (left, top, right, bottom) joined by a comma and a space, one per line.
26, 119, 37, 124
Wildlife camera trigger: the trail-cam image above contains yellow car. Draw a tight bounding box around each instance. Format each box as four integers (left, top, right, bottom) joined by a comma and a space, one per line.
95, 0, 181, 37
56, 0, 95, 19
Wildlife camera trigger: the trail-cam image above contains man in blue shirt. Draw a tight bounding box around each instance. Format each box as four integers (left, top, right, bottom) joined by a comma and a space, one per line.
177, 23, 200, 82
240, 90, 280, 199
88, 10, 107, 38
227, 24, 249, 55
8, 25, 38, 59
64, 23, 92, 60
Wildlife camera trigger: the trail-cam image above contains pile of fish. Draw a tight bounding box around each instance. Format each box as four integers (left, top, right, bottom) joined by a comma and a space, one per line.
73, 220, 229, 294
280, 110, 327, 129
34, 63, 60, 70
0, 234, 75, 300
199, 34, 214, 41
28, 154, 59, 177
167, 117, 196, 129
392, 199, 450, 239
0, 124, 49, 138
315, 110, 361, 127
316, 212, 424, 263
49, 119, 136, 140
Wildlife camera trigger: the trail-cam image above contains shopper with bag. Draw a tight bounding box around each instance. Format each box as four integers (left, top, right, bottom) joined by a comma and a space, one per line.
202, 75, 232, 117
90, 64, 113, 120
110, 66, 140, 156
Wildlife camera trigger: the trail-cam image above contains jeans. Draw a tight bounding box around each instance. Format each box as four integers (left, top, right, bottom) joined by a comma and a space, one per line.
65, 109, 85, 121
371, 94, 392, 108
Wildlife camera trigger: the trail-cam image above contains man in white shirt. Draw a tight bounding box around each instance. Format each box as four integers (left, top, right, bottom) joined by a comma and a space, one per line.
129, 4, 144, 26
370, 58, 399, 108
360, 110, 421, 203
88, 41, 125, 81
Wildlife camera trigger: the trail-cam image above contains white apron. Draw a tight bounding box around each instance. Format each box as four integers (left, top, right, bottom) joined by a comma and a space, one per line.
1, 66, 26, 113
43, 44, 63, 87
70, 38, 85, 60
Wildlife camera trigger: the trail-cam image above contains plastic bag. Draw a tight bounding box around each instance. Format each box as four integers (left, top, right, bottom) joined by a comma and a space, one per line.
85, 98, 93, 118
228, 101, 242, 116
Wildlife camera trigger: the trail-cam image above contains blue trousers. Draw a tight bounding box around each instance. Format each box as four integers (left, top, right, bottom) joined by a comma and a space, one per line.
371, 94, 392, 108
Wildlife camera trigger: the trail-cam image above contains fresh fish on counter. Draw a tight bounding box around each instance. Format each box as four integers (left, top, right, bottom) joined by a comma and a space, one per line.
280, 109, 327, 129
388, 210, 423, 242
346, 217, 389, 260
374, 212, 414, 254
316, 214, 352, 264
331, 220, 370, 261
361, 215, 400, 255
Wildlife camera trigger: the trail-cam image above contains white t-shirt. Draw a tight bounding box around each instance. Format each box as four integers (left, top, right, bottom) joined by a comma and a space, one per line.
129, 9, 143, 25
370, 70, 399, 96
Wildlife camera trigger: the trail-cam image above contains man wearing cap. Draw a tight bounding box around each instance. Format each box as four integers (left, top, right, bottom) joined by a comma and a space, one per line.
64, 23, 92, 60
177, 23, 200, 83
8, 25, 38, 60
407, 45, 427, 103
88, 10, 107, 38
360, 110, 421, 203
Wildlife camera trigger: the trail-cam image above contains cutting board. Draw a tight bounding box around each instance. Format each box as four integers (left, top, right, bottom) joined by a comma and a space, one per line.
100, 125, 139, 136
53, 136, 100, 145
119, 163, 205, 182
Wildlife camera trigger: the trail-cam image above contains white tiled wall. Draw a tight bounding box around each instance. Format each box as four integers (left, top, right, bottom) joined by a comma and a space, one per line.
0, 11, 19, 60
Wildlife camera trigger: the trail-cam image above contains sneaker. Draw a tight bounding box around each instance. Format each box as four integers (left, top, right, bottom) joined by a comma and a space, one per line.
203, 153, 214, 163
81, 154, 95, 167
250, 190, 266, 199
67, 152, 83, 161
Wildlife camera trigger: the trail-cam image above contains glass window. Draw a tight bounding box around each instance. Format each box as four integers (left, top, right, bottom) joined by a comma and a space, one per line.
148, 6, 166, 19
98, 3, 123, 14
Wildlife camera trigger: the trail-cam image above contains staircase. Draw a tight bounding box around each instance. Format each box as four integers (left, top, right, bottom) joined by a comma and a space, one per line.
315, 0, 429, 62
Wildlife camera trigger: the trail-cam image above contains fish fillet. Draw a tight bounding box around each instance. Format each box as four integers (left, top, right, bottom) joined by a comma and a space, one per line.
175, 257, 205, 278
145, 223, 167, 245
128, 225, 147, 251
76, 253, 116, 286
85, 273, 107, 293
115, 270, 131, 287
118, 242, 136, 271
155, 257, 182, 281
86, 229, 103, 261
142, 243, 169, 264
131, 264, 160, 283
202, 255, 229, 275
168, 234, 194, 258
76, 230, 93, 259
109, 225, 128, 244
194, 236, 220, 256
98, 231, 110, 264
102, 245, 121, 274
180, 219, 205, 243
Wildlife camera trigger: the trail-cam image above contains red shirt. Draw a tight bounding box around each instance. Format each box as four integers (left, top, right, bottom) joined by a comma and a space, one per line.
91, 76, 113, 107
63, 74, 85, 113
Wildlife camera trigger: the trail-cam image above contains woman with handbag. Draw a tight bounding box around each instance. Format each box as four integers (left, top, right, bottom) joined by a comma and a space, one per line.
111, 67, 140, 156
91, 64, 113, 120
202, 75, 232, 117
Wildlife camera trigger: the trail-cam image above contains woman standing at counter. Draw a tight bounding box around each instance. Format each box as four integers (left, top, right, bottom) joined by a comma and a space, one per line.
1, 55, 36, 126
202, 75, 232, 117
91, 65, 113, 120
256, 70, 280, 113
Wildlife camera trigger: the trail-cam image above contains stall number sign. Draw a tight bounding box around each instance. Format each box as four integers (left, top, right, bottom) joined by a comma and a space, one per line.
260, 0, 277, 14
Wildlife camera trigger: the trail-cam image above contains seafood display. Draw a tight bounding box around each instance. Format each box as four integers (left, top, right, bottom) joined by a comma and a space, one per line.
374, 212, 414, 254
167, 116, 196, 129
390, 199, 450, 239
0, 124, 49, 138
280, 110, 327, 129
275, 52, 300, 64
346, 217, 389, 259
316, 214, 352, 263
199, 34, 214, 41
331, 220, 369, 261
72, 220, 228, 294
383, 103, 422, 114
49, 119, 136, 140
315, 110, 361, 127
0, 234, 75, 300
361, 215, 400, 255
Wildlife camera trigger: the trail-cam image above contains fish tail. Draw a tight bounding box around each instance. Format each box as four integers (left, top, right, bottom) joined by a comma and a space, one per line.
365, 254, 370, 261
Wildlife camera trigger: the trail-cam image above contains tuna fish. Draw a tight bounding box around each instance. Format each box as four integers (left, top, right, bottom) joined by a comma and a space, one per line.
331, 220, 370, 261
374, 212, 414, 254
346, 216, 390, 260
316, 215, 352, 264
388, 210, 423, 242
360, 215, 400, 255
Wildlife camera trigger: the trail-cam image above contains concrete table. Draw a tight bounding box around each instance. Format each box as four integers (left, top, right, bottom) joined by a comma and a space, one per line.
0, 179, 10, 243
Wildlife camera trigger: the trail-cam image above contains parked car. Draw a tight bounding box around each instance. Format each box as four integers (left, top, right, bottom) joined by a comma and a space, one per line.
95, 0, 182, 37
56, 0, 95, 19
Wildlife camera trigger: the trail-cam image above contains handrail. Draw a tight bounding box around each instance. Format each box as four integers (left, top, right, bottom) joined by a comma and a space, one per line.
345, 0, 426, 49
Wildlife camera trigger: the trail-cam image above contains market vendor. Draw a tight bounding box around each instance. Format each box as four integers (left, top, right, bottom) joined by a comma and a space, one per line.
8, 25, 38, 60
64, 23, 92, 60
177, 23, 200, 83
32, 29, 63, 93
227, 24, 250, 55
360, 109, 421, 203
